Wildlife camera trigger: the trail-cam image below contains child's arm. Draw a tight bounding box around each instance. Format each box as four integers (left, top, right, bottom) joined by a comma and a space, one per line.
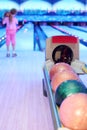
2, 12, 9, 25
2, 17, 6, 25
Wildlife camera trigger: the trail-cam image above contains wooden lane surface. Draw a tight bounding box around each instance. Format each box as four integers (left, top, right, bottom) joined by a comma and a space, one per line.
0, 51, 54, 130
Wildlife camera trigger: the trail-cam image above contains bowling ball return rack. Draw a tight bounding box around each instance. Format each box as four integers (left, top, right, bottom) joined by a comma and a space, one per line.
42, 35, 87, 129
42, 63, 87, 130
43, 65, 63, 130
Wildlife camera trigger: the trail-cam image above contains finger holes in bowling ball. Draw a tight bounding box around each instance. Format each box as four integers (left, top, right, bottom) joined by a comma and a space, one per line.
52, 45, 73, 64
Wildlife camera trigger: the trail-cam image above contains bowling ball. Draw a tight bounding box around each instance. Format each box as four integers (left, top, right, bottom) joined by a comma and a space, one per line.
59, 93, 87, 130
4, 11, 10, 17
49, 62, 73, 80
55, 80, 87, 107
51, 70, 80, 92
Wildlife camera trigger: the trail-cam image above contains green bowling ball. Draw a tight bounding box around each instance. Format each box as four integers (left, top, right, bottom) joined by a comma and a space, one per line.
55, 79, 87, 107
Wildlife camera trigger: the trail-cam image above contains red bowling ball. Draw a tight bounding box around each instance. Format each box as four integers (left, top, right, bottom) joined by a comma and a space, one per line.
49, 62, 73, 80
59, 93, 87, 130
51, 70, 80, 92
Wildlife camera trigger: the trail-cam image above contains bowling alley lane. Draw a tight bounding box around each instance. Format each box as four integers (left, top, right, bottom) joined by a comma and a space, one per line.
56, 25, 87, 42
0, 28, 5, 36
0, 23, 55, 130
40, 25, 66, 37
